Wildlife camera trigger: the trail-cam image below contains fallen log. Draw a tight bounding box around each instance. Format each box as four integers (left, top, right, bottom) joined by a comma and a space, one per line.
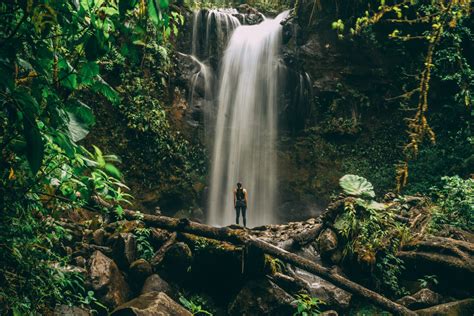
124, 210, 416, 315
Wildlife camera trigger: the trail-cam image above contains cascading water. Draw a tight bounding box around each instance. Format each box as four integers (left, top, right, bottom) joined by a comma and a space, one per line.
207, 11, 289, 227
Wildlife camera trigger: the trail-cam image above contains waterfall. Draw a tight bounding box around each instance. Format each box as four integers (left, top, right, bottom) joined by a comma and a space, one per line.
207, 11, 289, 227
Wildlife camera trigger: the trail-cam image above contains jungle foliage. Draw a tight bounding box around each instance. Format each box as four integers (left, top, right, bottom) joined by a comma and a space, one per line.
331, 0, 473, 191
0, 0, 185, 313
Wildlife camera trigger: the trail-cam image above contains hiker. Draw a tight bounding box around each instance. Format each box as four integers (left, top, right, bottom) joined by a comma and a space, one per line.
233, 182, 248, 227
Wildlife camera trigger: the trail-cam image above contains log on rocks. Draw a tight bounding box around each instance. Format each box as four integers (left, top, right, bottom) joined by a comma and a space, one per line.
150, 232, 177, 267
290, 224, 323, 249
124, 210, 416, 316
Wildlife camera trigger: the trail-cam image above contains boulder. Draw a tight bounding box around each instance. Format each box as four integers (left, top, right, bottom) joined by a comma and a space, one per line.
141, 274, 175, 298
397, 288, 442, 309
92, 228, 107, 246
317, 228, 338, 257
110, 233, 137, 269
320, 311, 338, 316
415, 298, 474, 316
159, 242, 192, 279
227, 278, 295, 316
89, 251, 130, 309
111, 291, 192, 316
54, 305, 90, 316
129, 259, 153, 289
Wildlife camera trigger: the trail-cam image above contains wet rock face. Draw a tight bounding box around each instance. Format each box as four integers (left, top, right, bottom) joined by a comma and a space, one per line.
227, 278, 295, 316
111, 291, 192, 316
89, 251, 130, 309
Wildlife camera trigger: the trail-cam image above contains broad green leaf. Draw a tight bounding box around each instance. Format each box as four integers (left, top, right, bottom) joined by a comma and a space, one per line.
79, 62, 99, 85
23, 116, 44, 174
91, 77, 120, 104
54, 132, 76, 158
105, 163, 122, 179
339, 174, 375, 198
148, 0, 161, 26
62, 73, 78, 90
159, 0, 169, 9
67, 111, 89, 142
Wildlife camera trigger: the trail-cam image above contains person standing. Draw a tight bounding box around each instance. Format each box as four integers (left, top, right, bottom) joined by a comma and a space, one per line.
233, 182, 248, 227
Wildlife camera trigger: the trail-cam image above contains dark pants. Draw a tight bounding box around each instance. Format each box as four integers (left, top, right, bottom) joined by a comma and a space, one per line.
235, 205, 247, 227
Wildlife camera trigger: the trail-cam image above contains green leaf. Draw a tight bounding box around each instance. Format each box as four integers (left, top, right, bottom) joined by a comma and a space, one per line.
68, 100, 95, 127
159, 0, 169, 9
148, 0, 161, 26
339, 174, 375, 198
79, 61, 99, 85
62, 73, 78, 90
67, 111, 89, 142
105, 163, 122, 179
91, 77, 120, 104
54, 132, 75, 158
23, 116, 44, 174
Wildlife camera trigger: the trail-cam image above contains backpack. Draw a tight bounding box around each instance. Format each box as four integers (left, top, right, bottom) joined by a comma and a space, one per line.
236, 188, 246, 207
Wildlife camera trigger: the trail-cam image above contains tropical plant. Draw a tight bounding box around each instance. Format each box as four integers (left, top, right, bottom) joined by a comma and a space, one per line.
292, 293, 325, 316
334, 175, 410, 295
135, 227, 155, 261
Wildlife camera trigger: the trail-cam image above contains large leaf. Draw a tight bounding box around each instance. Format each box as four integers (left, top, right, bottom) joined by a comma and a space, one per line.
67, 111, 89, 142
148, 0, 161, 26
23, 116, 44, 174
79, 61, 99, 85
54, 132, 75, 158
339, 174, 375, 198
91, 77, 120, 104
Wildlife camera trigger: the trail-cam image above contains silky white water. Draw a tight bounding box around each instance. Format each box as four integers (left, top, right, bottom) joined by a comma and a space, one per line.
208, 11, 289, 227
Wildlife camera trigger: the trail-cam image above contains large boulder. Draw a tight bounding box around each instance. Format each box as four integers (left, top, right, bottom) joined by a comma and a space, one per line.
397, 288, 442, 309
129, 259, 153, 290
111, 291, 192, 316
89, 251, 130, 309
227, 278, 295, 316
158, 242, 193, 280
141, 274, 175, 298
415, 298, 474, 316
